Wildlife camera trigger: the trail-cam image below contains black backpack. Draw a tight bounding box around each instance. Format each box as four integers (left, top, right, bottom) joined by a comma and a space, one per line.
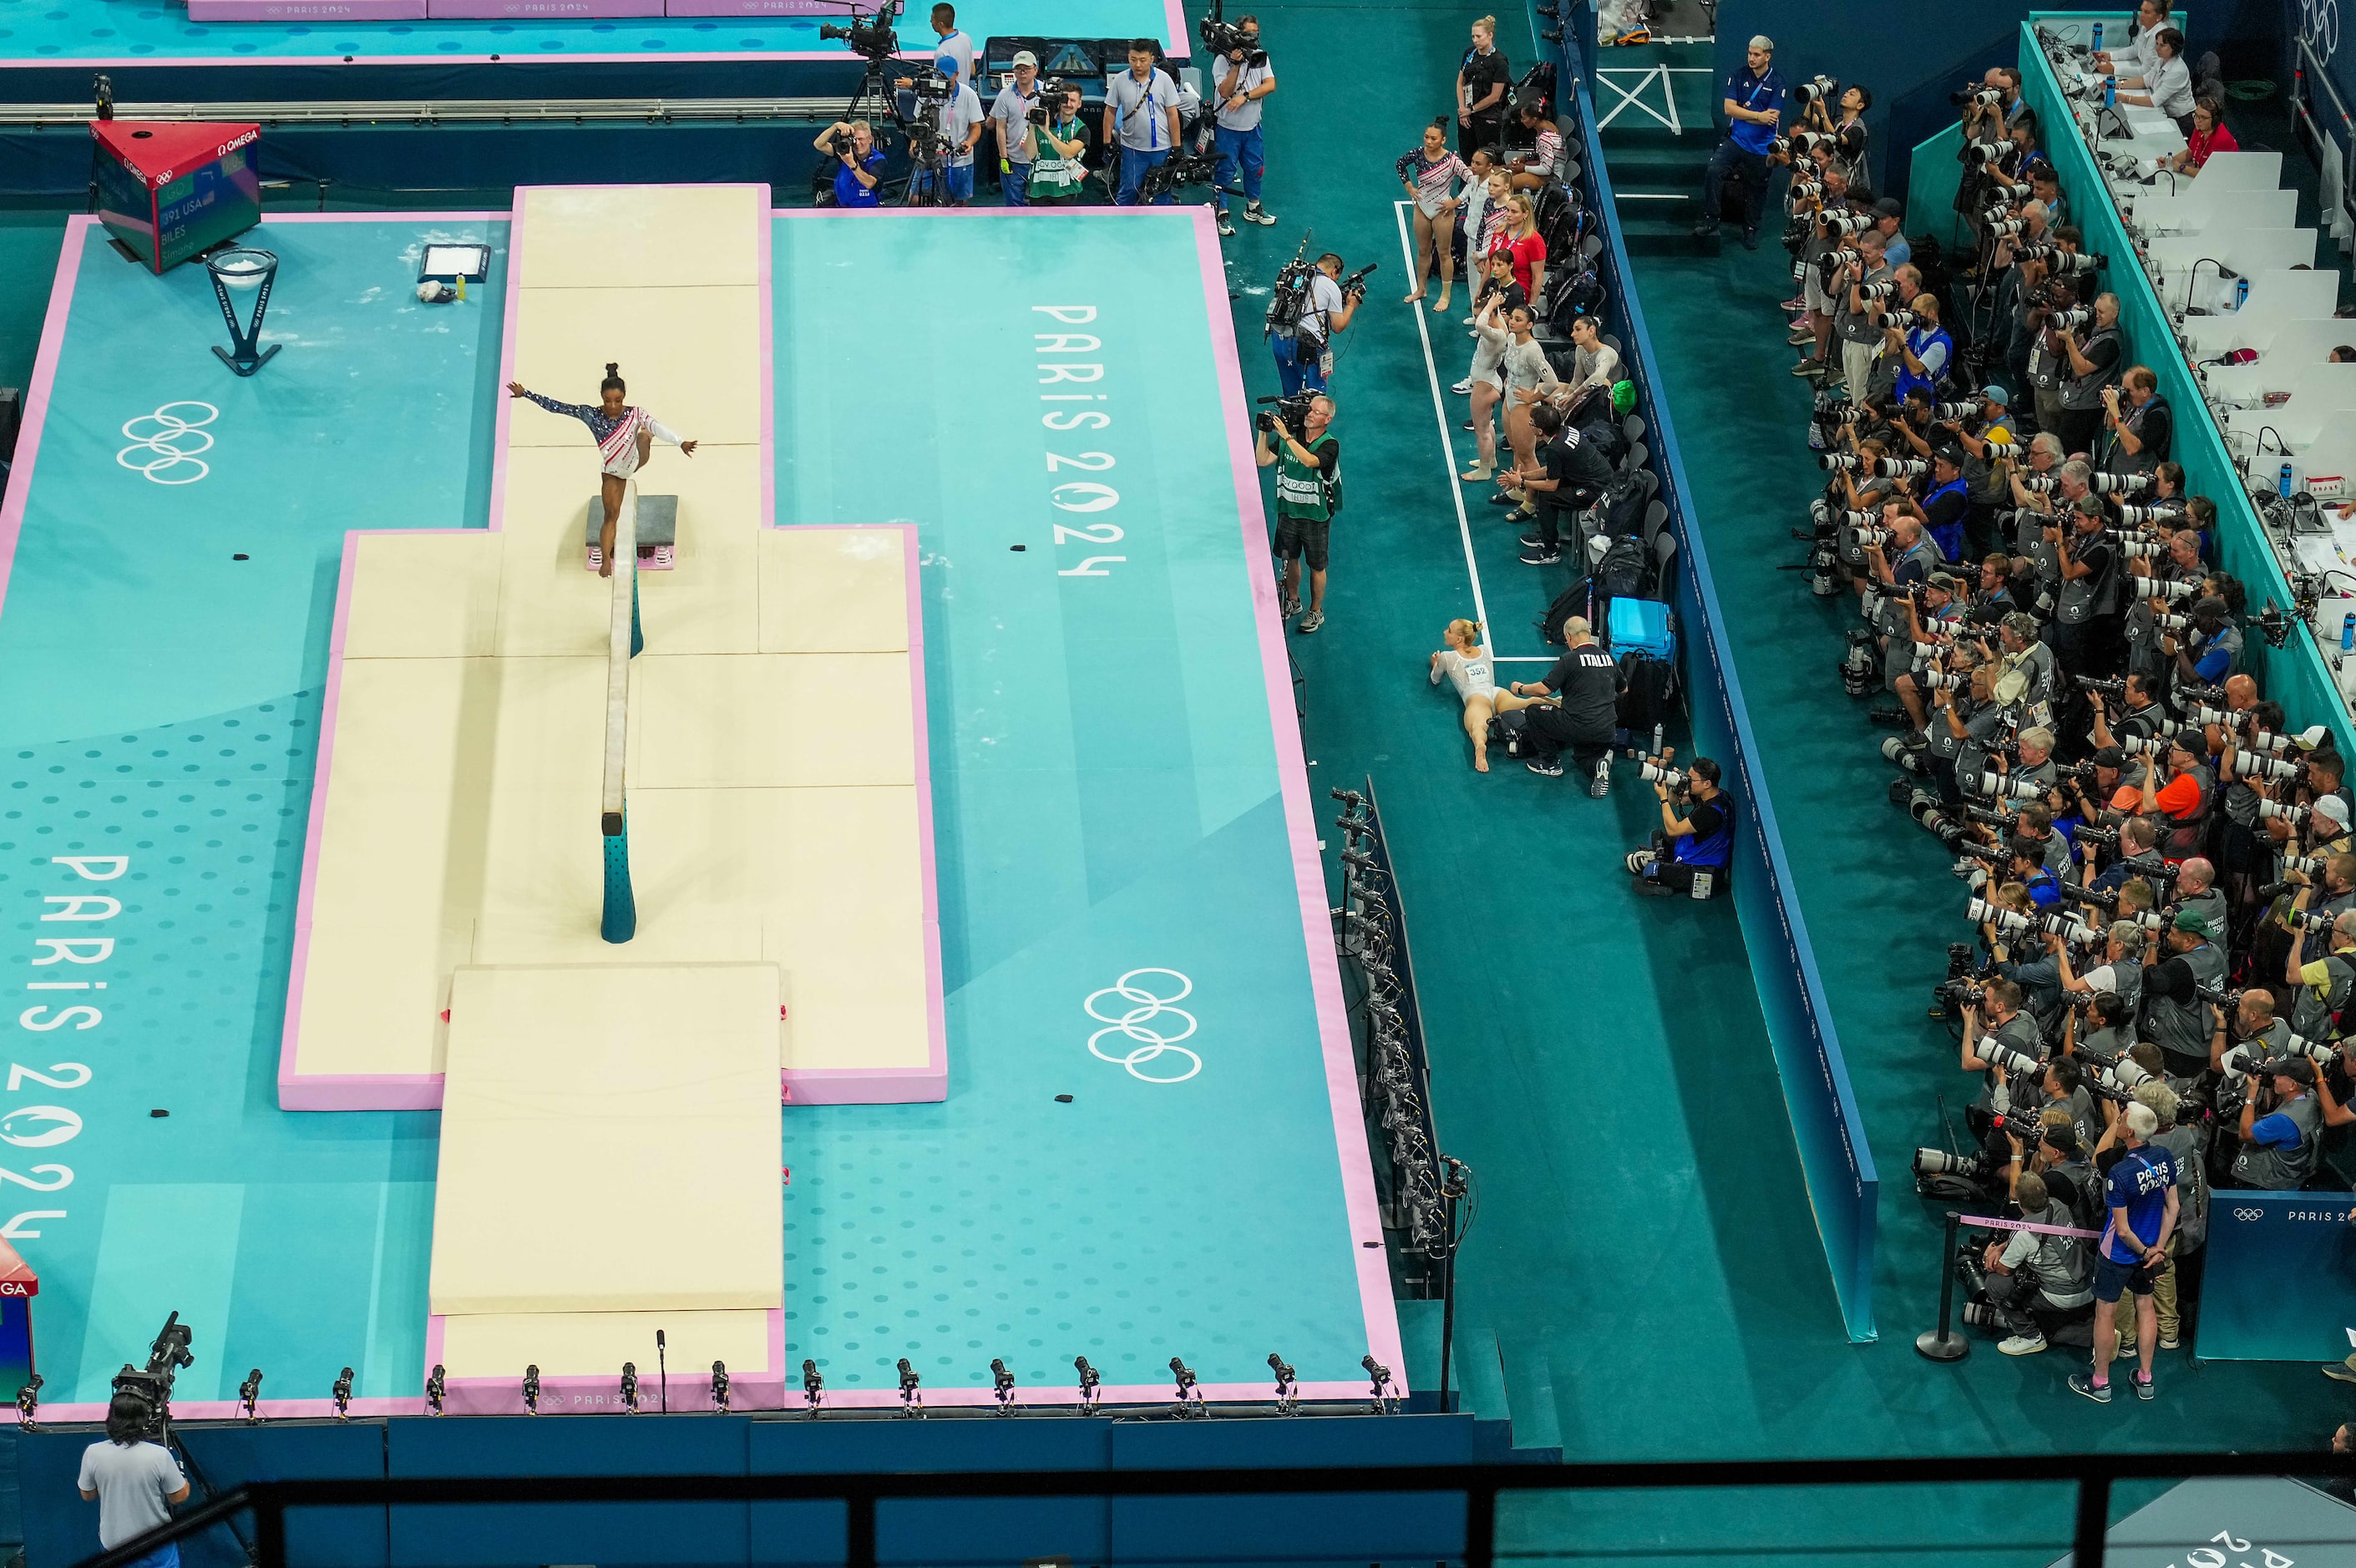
1592, 471, 1648, 541
1539, 576, 1597, 645
1595, 534, 1649, 599
1616, 650, 1677, 732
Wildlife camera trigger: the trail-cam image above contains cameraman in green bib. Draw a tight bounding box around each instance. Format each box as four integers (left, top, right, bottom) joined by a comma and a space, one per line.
1255, 393, 1340, 633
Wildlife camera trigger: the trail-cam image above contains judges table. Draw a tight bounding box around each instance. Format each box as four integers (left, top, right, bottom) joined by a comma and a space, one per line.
2018, 13, 2356, 722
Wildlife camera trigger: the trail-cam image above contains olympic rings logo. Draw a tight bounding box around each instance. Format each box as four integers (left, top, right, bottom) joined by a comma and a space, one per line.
2302, 0, 2340, 59
117, 402, 219, 486
2232, 1207, 2263, 1222
1084, 968, 1201, 1084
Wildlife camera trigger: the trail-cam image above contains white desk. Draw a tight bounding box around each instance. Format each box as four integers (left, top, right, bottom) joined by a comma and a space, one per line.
2178, 271, 2344, 358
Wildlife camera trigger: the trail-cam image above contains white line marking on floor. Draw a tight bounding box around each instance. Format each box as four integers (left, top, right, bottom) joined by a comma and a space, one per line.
1393, 198, 1496, 655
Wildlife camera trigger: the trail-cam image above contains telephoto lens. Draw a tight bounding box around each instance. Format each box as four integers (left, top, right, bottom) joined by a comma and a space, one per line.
2090, 471, 2153, 497
1913, 1147, 1989, 1180
2049, 251, 2105, 278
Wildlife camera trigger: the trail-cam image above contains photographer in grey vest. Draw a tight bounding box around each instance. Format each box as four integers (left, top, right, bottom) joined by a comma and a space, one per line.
2229, 1058, 2331, 1189
1976, 1170, 2095, 1357
2052, 292, 2124, 457
2283, 908, 2356, 1044
2138, 908, 2225, 1076
2060, 921, 2146, 1019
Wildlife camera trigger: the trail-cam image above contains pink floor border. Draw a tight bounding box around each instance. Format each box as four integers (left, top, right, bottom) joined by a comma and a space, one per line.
0, 38, 1189, 70
0, 216, 92, 629
278, 184, 947, 1111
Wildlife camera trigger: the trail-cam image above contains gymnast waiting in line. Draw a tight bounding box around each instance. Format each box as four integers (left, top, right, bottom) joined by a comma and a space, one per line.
508, 362, 698, 578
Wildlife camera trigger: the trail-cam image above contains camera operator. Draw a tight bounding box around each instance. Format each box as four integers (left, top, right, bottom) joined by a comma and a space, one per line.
1961, 65, 2027, 144
1271, 253, 1359, 397
1790, 158, 1866, 383
1924, 666, 2008, 807
1829, 229, 1893, 405
814, 119, 886, 209
2098, 367, 2170, 476
1974, 1169, 2095, 1357
1887, 295, 1954, 406
1961, 976, 2046, 1110
1863, 509, 1940, 589
1209, 15, 1275, 234
2029, 166, 2069, 230
988, 52, 1045, 206
1254, 393, 1339, 634
1624, 756, 1731, 896
2051, 292, 2124, 457
2060, 920, 2148, 1015
2050, 497, 2125, 675
1989, 611, 2057, 727
79, 1393, 191, 1567
2140, 909, 2226, 1078
1994, 923, 2070, 1032
1026, 83, 1092, 205
2165, 594, 2242, 686
1503, 618, 1619, 790
2228, 1057, 2339, 1187
2073, 1100, 2179, 1403
1692, 35, 1786, 249
2085, 675, 2167, 754
2209, 986, 2288, 1072
899, 54, 985, 205
2283, 903, 2356, 1041
1104, 38, 1183, 206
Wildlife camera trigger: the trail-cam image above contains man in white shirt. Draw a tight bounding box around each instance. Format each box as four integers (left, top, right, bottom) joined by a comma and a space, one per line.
1103, 38, 1183, 206
1210, 15, 1277, 236
927, 2, 974, 86
989, 50, 1044, 205
79, 1395, 191, 1568
900, 56, 985, 205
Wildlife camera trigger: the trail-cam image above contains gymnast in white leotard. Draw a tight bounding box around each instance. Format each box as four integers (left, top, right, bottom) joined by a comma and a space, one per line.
508, 361, 698, 579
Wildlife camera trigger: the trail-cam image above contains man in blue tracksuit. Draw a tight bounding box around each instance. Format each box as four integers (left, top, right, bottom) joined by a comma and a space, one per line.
1694, 35, 1786, 248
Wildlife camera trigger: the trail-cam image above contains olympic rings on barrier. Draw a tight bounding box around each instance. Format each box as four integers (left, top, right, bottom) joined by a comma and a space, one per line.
1084, 968, 1202, 1083
117, 402, 220, 486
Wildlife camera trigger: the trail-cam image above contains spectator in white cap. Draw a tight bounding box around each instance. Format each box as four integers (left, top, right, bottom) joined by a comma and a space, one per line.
991, 51, 1045, 205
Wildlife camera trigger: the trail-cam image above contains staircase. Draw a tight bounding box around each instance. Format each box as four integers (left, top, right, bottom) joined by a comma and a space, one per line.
1592, 39, 1718, 255
1397, 1300, 1565, 1463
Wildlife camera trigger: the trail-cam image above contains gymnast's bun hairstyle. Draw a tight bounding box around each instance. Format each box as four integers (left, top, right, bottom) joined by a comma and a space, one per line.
600, 362, 626, 394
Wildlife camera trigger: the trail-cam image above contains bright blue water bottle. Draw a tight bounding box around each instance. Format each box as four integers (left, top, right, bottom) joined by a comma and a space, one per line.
2092, 20, 2104, 51
2104, 78, 2115, 109
2234, 278, 2249, 310
2281, 463, 2296, 498
2341, 613, 2353, 653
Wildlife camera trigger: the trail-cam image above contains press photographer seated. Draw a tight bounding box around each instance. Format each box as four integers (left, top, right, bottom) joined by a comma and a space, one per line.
1966, 1170, 2095, 1357
1624, 754, 1731, 897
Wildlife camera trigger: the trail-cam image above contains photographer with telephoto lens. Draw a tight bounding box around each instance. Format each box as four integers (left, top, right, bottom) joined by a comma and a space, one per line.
1624, 755, 1731, 896
988, 53, 1045, 206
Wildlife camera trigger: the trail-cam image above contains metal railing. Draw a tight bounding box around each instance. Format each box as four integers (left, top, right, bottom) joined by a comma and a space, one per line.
68, 1449, 2356, 1568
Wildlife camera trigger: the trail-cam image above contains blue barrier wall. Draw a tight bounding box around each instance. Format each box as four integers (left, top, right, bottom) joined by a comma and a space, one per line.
1551, 13, 1881, 1341
16, 1412, 1477, 1568
2199, 1191, 2356, 1361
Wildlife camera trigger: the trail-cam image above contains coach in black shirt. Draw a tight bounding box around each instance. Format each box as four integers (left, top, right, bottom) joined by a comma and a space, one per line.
1507, 620, 1619, 791
1514, 404, 1614, 565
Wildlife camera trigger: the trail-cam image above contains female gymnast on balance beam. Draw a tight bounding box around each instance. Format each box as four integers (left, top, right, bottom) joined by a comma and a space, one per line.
508, 362, 699, 578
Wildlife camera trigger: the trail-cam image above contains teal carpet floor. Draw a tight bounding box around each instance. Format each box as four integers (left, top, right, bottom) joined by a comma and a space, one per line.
0, 6, 2348, 1559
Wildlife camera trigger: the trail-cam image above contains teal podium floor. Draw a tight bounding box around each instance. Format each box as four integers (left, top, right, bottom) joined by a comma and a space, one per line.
0, 206, 1386, 1414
